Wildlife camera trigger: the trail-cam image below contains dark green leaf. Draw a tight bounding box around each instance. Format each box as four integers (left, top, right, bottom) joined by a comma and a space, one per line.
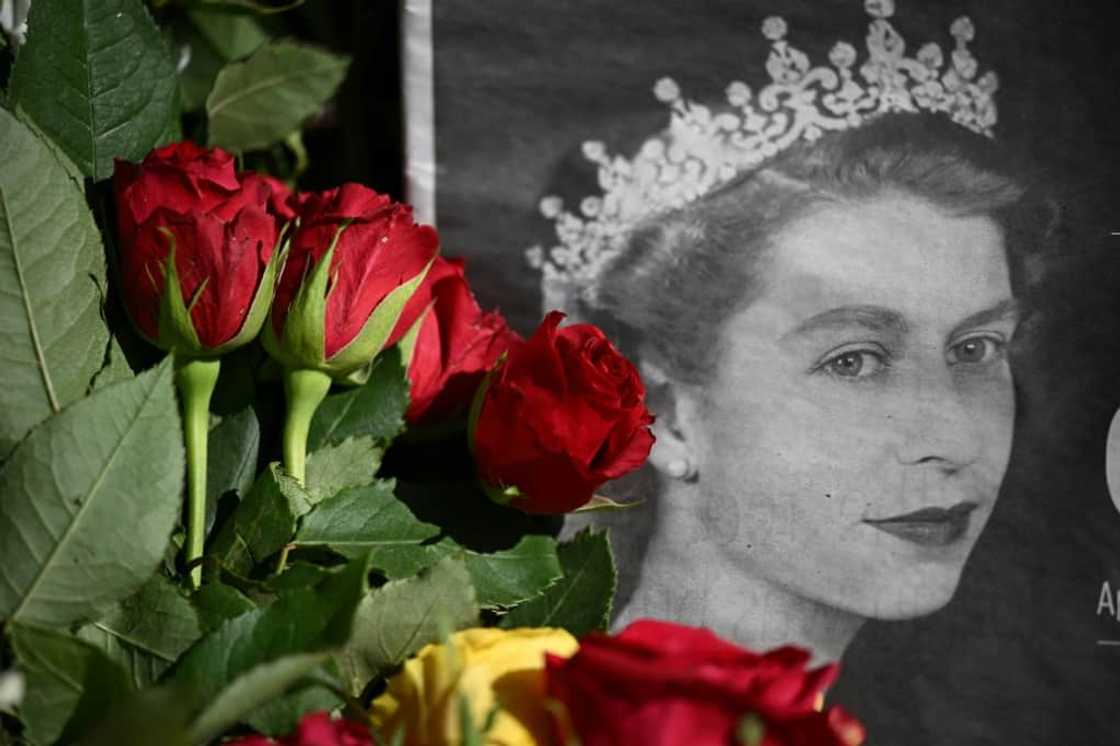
192, 582, 256, 631
75, 575, 204, 689
0, 107, 108, 458
305, 435, 382, 502
207, 40, 350, 152
170, 552, 371, 711
0, 359, 183, 628
374, 535, 562, 610
10, 0, 179, 180
8, 622, 133, 746
187, 652, 332, 744
337, 557, 478, 695
207, 463, 313, 576
499, 529, 615, 637
308, 348, 409, 450
205, 406, 260, 533
174, 10, 268, 111
77, 686, 192, 746
264, 561, 334, 592
293, 481, 441, 561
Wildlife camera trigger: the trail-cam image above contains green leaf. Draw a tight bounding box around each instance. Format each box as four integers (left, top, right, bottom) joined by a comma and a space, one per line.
307, 347, 409, 450
8, 622, 134, 746
0, 358, 184, 628
293, 481, 441, 561
205, 405, 260, 532
207, 463, 313, 576
245, 681, 343, 738
187, 652, 331, 744
337, 557, 479, 696
91, 336, 137, 391
0, 107, 109, 459
9, 0, 179, 180
191, 582, 256, 631
76, 686, 192, 746
499, 529, 615, 637
170, 552, 371, 710
75, 574, 204, 689
305, 435, 382, 502
394, 535, 562, 609
206, 40, 350, 152
296, 481, 562, 608
175, 10, 268, 111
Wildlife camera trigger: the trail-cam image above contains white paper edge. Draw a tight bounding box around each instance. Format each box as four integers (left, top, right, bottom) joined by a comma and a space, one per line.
402, 0, 436, 224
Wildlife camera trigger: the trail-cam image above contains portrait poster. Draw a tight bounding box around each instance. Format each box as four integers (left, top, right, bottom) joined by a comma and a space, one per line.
402, 1, 1120, 742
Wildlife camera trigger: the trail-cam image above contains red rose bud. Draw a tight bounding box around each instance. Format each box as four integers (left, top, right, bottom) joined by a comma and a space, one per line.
396, 256, 521, 425
545, 620, 866, 746
225, 711, 373, 746
264, 183, 439, 379
112, 142, 293, 356
469, 311, 654, 513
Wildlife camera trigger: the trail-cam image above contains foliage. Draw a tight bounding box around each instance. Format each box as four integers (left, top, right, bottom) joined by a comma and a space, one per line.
0, 3, 618, 744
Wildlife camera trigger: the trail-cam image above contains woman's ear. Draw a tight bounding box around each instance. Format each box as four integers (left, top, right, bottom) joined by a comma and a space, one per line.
640, 358, 700, 481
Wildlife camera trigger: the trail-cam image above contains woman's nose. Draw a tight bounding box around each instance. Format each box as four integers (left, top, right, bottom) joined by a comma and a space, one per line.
891, 370, 981, 470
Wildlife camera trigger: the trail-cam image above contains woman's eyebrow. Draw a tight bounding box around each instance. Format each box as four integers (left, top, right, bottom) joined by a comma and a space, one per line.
780, 305, 908, 340
949, 298, 1020, 337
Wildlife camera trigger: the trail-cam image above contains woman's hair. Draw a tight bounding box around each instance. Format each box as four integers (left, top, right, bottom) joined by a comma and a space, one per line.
588, 113, 1059, 386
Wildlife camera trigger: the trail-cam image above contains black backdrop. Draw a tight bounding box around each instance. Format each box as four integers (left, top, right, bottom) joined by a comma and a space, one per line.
293, 1, 1120, 742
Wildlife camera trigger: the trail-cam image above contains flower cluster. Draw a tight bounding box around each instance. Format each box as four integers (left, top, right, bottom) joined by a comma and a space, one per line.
230, 621, 864, 746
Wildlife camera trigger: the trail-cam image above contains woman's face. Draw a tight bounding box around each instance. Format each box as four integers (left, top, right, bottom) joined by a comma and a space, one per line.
692, 191, 1018, 620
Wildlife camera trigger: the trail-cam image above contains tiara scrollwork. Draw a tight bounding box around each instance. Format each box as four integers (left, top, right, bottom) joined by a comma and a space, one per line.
526, 0, 999, 311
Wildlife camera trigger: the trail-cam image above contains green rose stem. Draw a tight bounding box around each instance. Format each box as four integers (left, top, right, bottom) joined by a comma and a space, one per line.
277, 367, 333, 574
173, 355, 221, 589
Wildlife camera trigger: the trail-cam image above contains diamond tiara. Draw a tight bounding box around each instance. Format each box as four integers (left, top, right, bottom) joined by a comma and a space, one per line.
526, 0, 999, 311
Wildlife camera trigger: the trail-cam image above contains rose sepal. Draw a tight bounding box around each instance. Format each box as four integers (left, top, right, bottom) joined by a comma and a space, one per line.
151, 223, 291, 357
262, 221, 346, 372
324, 255, 435, 374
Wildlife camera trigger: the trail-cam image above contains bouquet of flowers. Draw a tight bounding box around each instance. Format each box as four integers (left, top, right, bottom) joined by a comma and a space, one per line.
0, 2, 864, 744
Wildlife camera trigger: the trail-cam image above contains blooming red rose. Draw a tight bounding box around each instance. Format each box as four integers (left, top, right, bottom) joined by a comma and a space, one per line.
264, 183, 439, 377
112, 142, 293, 354
544, 620, 866, 746
396, 256, 520, 424
226, 711, 372, 746
469, 311, 654, 513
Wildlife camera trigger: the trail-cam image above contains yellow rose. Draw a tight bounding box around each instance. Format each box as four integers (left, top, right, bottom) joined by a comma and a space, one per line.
370, 627, 579, 746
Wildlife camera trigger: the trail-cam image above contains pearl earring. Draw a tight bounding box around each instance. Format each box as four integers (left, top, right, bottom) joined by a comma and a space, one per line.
667, 458, 696, 481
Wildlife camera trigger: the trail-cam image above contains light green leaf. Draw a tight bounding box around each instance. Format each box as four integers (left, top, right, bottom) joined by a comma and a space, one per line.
205, 405, 260, 532
207, 463, 313, 576
337, 557, 479, 695
207, 40, 350, 152
0, 107, 108, 459
9, 0, 179, 180
170, 553, 371, 712
8, 622, 134, 746
91, 336, 136, 391
187, 652, 331, 745
0, 359, 183, 628
175, 10, 268, 111
75, 574, 204, 689
307, 347, 409, 450
305, 435, 382, 502
293, 481, 441, 560
499, 528, 615, 637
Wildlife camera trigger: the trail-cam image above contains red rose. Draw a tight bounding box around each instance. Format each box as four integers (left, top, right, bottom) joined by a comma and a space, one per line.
265, 183, 439, 377
226, 711, 372, 746
545, 620, 866, 746
112, 142, 293, 354
397, 256, 520, 424
470, 311, 654, 513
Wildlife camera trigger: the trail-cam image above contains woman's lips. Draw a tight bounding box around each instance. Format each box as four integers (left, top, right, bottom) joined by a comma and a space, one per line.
863, 501, 979, 547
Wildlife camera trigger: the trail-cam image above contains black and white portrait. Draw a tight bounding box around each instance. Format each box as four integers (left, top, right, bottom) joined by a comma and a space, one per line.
402, 0, 1120, 742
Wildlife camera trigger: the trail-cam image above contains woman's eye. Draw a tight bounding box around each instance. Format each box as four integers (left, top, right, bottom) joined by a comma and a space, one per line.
947, 336, 1005, 365
818, 349, 887, 379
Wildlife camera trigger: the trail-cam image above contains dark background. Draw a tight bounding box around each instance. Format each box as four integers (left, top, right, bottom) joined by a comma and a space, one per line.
290, 1, 1120, 743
